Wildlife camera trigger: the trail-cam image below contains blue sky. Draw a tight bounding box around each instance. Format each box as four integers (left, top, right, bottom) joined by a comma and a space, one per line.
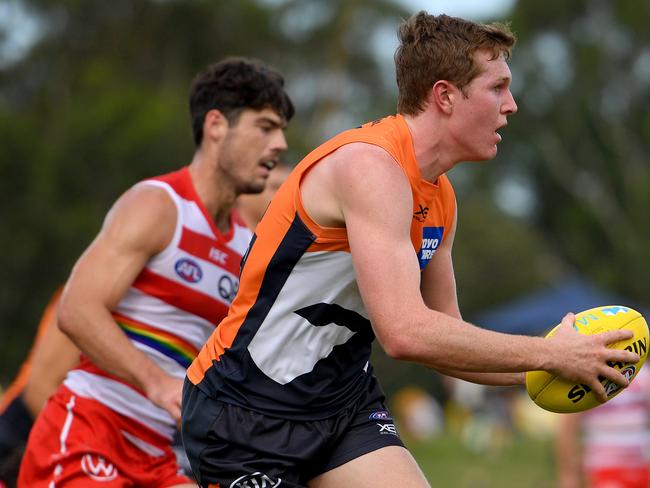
401, 0, 516, 19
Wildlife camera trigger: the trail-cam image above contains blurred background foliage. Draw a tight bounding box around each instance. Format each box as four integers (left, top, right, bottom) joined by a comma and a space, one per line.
0, 0, 648, 408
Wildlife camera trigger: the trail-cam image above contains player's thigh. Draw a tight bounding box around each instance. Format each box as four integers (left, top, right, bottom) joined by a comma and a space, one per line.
308, 445, 430, 488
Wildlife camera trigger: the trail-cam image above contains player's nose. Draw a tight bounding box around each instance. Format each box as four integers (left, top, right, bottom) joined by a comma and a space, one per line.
503, 89, 518, 115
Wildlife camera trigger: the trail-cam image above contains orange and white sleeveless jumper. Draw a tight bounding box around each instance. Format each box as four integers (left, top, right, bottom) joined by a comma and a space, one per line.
63, 167, 252, 440
188, 115, 457, 420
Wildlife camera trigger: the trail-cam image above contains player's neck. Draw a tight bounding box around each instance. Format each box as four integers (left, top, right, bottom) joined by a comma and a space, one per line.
187, 157, 236, 234
403, 113, 457, 182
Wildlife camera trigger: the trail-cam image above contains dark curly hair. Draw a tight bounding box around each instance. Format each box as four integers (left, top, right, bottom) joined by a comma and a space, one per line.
189, 57, 295, 147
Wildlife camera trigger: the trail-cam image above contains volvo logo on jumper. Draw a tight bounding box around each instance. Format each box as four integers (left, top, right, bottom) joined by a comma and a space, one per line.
418, 226, 444, 269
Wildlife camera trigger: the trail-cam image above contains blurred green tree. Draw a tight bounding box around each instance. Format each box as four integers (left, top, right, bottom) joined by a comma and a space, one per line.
502, 0, 650, 302
0, 0, 413, 382
1, 0, 618, 395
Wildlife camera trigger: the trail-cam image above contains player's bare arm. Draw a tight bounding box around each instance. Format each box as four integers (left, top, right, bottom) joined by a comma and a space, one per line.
419, 209, 523, 386
22, 320, 79, 417
58, 185, 184, 420
314, 143, 638, 402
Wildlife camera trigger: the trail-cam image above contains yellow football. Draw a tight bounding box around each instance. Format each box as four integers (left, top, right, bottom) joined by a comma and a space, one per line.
525, 305, 649, 413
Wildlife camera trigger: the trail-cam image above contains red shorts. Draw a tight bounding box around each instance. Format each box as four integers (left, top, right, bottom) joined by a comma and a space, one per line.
587, 466, 650, 488
18, 385, 192, 487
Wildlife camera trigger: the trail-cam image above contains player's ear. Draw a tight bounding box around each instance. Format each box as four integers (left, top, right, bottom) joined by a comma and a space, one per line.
430, 80, 455, 115
203, 109, 229, 143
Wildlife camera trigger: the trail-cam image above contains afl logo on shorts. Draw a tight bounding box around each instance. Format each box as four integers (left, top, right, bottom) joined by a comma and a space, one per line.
175, 258, 203, 283
369, 410, 392, 420
80, 454, 118, 482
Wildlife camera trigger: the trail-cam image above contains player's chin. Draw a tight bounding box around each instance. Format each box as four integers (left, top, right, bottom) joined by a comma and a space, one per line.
470, 147, 498, 163
481, 145, 499, 161
241, 179, 267, 195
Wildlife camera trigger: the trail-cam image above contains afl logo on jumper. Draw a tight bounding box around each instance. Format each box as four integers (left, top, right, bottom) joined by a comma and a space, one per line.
418, 226, 444, 269
80, 454, 118, 482
175, 258, 203, 283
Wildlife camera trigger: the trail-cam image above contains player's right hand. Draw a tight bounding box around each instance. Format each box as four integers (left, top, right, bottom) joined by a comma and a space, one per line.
144, 372, 184, 424
547, 313, 639, 402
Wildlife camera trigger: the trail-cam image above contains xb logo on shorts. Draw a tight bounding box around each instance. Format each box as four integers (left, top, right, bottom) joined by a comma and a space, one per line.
80, 454, 118, 482
377, 422, 398, 435
230, 471, 281, 488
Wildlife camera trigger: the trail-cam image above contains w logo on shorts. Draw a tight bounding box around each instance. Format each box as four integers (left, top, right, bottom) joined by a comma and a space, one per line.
230, 472, 281, 488
80, 454, 118, 482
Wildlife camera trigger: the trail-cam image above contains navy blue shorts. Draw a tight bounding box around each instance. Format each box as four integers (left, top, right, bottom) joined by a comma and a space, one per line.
0, 394, 33, 485
181, 378, 405, 488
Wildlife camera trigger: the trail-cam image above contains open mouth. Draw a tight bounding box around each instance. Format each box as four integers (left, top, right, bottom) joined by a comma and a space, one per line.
495, 123, 507, 142
260, 160, 278, 170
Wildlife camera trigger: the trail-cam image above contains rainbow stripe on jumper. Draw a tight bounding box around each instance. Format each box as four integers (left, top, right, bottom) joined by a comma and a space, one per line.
114, 314, 199, 368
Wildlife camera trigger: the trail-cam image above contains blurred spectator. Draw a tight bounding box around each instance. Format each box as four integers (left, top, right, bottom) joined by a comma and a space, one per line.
511, 389, 559, 441
0, 289, 79, 488
446, 378, 518, 455
555, 366, 650, 488
391, 385, 443, 441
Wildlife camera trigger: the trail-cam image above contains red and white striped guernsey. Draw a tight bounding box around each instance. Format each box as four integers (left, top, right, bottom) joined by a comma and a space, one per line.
582, 366, 650, 470
64, 166, 253, 440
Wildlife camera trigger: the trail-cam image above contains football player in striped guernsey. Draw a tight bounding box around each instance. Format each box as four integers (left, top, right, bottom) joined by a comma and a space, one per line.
18, 57, 293, 488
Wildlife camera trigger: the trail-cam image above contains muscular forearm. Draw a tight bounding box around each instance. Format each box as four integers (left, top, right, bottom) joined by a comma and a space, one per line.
384, 310, 552, 373
434, 367, 525, 386
59, 300, 183, 421
58, 303, 165, 392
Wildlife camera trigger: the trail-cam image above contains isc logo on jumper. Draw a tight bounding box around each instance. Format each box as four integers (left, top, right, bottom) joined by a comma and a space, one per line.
81, 454, 118, 482
175, 258, 203, 283
418, 227, 444, 269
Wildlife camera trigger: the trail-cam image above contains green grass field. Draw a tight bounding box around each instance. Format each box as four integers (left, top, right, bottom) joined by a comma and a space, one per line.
409, 432, 556, 488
